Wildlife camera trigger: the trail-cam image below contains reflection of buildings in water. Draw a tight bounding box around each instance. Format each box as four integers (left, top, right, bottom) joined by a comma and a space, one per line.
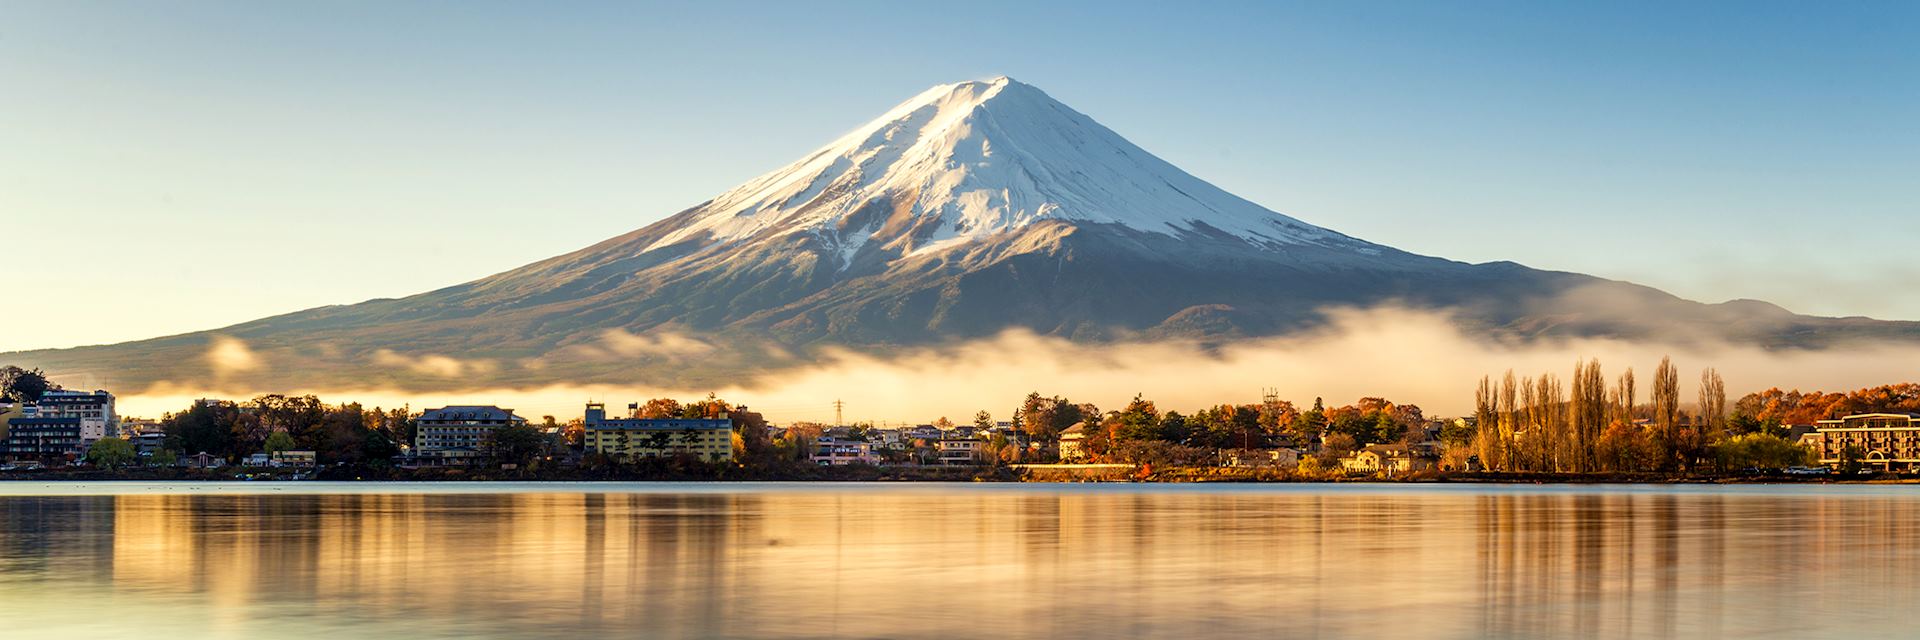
0, 495, 115, 579
2, 488, 1918, 638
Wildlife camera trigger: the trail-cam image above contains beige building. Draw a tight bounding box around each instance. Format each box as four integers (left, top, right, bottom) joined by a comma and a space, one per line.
1340, 443, 1440, 475
1226, 448, 1301, 468
1816, 413, 1920, 470
1057, 423, 1088, 462
414, 405, 527, 466
582, 402, 734, 463
937, 429, 983, 466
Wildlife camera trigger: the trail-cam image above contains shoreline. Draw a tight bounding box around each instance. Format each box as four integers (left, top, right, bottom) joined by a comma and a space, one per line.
0, 466, 1891, 484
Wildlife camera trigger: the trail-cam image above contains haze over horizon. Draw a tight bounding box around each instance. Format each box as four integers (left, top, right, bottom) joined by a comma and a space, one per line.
4, 0, 1916, 353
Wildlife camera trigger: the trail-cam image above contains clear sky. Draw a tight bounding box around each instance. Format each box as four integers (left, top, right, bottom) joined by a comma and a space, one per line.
4, 0, 1915, 353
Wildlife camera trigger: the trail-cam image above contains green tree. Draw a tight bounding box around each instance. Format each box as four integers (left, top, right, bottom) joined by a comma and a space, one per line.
1113, 395, 1161, 442
487, 423, 546, 467
163, 399, 242, 459
264, 430, 297, 453
361, 428, 400, 463
87, 437, 136, 469
1288, 398, 1328, 448
1711, 433, 1812, 471
149, 448, 179, 468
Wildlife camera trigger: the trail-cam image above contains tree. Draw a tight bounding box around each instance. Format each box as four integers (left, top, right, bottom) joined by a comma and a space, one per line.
1016, 393, 1086, 444
149, 448, 179, 468
1473, 377, 1502, 470
1652, 357, 1681, 470
487, 423, 546, 467
1289, 398, 1329, 449
1112, 395, 1161, 442
636, 398, 683, 419
1711, 433, 1811, 471
973, 410, 994, 430
1568, 359, 1606, 473
0, 366, 53, 403
1317, 432, 1358, 468
264, 431, 297, 454
729, 405, 771, 462
87, 437, 136, 469
1699, 368, 1727, 438
361, 428, 400, 463
164, 399, 243, 460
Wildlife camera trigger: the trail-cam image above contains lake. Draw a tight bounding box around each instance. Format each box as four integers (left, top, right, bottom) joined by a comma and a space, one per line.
0, 482, 1913, 639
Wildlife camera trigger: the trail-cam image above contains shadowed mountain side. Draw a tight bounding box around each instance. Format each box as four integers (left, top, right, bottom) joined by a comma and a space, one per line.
11, 222, 1918, 393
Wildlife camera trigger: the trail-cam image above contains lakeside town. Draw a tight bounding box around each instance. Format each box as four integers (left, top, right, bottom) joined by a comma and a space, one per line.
1, 360, 1915, 482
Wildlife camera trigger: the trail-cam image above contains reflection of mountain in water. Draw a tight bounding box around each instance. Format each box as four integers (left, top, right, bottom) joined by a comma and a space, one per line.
0, 487, 1910, 637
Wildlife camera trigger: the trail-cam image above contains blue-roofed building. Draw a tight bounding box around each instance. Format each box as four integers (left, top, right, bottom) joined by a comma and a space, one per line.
413, 405, 527, 466
582, 402, 734, 463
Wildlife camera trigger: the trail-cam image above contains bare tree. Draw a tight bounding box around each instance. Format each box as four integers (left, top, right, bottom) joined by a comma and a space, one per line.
1653, 357, 1681, 471
1498, 370, 1519, 471
1614, 367, 1637, 425
1474, 376, 1501, 471
1698, 368, 1726, 438
1568, 359, 1606, 473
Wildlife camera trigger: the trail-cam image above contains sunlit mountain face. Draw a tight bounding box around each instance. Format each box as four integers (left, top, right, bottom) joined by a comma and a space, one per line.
11, 77, 1918, 392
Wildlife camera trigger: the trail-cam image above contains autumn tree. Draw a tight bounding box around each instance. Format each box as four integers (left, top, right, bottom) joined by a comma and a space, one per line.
1568, 359, 1606, 473
1015, 393, 1086, 444
1698, 368, 1726, 437
636, 398, 683, 419
1473, 376, 1502, 470
1652, 357, 1680, 471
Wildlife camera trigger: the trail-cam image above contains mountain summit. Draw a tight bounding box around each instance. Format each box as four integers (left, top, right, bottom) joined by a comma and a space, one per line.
11, 78, 1918, 390
655, 76, 1369, 261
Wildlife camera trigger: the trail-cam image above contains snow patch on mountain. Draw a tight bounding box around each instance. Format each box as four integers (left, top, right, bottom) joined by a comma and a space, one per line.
646, 76, 1375, 259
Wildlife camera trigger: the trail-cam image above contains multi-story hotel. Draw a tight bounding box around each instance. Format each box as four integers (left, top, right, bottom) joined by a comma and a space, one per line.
582, 402, 734, 463
1815, 413, 1920, 470
413, 405, 527, 465
0, 389, 117, 463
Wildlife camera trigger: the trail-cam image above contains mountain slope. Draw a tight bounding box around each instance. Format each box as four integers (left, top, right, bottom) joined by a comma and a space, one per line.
10, 77, 1919, 391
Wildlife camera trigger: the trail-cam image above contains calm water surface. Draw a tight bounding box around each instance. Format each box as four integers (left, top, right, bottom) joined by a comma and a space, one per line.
0, 482, 1913, 639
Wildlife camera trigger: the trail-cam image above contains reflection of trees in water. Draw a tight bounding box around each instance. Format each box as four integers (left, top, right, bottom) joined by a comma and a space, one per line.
1471, 491, 1920, 638
9, 489, 1920, 638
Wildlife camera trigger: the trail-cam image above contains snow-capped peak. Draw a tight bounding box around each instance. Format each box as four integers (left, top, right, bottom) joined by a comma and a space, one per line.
646, 76, 1369, 260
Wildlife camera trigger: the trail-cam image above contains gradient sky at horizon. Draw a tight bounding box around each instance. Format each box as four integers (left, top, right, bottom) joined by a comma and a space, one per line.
3, 0, 1916, 353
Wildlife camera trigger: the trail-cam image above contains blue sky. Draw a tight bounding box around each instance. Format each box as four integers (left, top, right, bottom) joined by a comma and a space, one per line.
4, 0, 1916, 352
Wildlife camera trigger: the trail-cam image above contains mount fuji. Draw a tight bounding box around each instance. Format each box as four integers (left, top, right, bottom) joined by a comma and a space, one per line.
12, 77, 1917, 390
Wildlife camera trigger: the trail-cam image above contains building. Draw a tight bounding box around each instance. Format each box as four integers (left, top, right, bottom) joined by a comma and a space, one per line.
37, 390, 117, 444
1341, 443, 1441, 475
129, 432, 168, 459
1057, 423, 1089, 462
582, 402, 734, 463
905, 425, 944, 442
1225, 448, 1301, 468
810, 435, 877, 466
1, 412, 83, 464
413, 405, 528, 466
273, 450, 318, 467
1815, 413, 1920, 471
866, 428, 905, 451
937, 429, 983, 466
